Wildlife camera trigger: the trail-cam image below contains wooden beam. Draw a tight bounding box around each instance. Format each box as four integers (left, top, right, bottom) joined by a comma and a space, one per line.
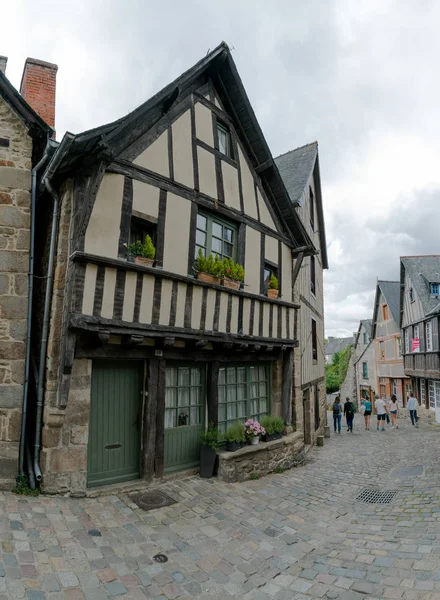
98, 330, 110, 344
291, 252, 305, 288
282, 349, 293, 425
155, 360, 166, 478
122, 334, 144, 345
207, 361, 220, 426
144, 360, 158, 482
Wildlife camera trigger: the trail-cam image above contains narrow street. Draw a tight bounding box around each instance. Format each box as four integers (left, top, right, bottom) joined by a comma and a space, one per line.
1, 415, 440, 600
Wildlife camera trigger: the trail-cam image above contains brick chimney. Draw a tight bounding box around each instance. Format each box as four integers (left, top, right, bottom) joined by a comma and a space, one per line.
0, 56, 7, 75
20, 58, 57, 132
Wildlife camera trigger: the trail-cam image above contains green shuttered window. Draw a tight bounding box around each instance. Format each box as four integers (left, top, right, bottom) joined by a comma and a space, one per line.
218, 364, 270, 433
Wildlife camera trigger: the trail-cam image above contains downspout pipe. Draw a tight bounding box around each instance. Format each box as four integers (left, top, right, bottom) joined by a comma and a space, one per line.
18, 141, 51, 477
33, 176, 60, 482
33, 133, 74, 482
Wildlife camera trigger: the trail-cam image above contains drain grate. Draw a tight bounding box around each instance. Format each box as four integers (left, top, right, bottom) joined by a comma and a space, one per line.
131, 490, 176, 512
356, 489, 398, 504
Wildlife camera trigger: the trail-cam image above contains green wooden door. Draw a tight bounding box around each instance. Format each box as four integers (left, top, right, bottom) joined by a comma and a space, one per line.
164, 364, 205, 474
88, 360, 143, 487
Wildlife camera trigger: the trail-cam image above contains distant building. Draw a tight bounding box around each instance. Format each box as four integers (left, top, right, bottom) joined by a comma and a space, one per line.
325, 336, 353, 364
340, 320, 376, 406
372, 280, 408, 404
400, 255, 440, 410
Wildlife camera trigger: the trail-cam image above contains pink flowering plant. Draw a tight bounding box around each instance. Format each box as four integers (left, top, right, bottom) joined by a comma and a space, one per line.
244, 419, 266, 441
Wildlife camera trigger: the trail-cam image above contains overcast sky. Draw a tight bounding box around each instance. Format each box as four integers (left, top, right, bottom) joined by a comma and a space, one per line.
3, 0, 440, 336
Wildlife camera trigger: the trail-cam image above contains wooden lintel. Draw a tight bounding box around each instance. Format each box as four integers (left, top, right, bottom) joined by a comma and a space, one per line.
238, 343, 249, 351
162, 337, 175, 348
265, 345, 274, 352
123, 334, 144, 345
196, 339, 209, 348
98, 330, 110, 344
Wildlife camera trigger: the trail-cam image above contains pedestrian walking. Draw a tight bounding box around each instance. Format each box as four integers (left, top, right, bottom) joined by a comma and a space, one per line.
374, 394, 387, 431
383, 394, 391, 425
332, 396, 342, 434
362, 397, 372, 430
389, 394, 399, 429
344, 397, 355, 432
407, 391, 419, 427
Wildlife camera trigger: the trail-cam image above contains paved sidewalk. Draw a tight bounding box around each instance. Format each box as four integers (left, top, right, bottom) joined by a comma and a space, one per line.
1, 414, 440, 599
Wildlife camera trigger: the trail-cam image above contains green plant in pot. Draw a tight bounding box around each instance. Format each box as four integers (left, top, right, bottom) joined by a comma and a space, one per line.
127, 235, 156, 267
199, 422, 219, 478
267, 275, 279, 299
261, 415, 284, 442
222, 258, 245, 290
224, 422, 246, 452
194, 249, 223, 284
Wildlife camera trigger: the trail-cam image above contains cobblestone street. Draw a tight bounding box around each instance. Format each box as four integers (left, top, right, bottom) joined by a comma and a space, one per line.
1, 414, 440, 599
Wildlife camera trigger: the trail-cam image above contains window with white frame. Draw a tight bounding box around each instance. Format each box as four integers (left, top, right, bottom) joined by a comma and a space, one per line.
428, 380, 440, 409
392, 379, 397, 396
420, 379, 426, 407
397, 337, 402, 358
405, 328, 410, 353
413, 325, 420, 353
426, 320, 433, 351
430, 283, 440, 296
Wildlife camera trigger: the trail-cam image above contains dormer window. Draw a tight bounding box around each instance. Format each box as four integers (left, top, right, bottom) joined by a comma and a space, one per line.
430, 282, 440, 296
409, 287, 415, 302
217, 121, 233, 159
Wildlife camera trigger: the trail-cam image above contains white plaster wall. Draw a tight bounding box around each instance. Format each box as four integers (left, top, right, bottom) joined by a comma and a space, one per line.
132, 181, 160, 217
133, 131, 169, 178
163, 193, 191, 275
172, 110, 194, 189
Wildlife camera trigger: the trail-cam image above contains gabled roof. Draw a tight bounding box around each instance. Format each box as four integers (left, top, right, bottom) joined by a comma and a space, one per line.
357, 319, 372, 341
0, 69, 53, 138
400, 255, 440, 322
325, 336, 353, 355
46, 42, 314, 251
274, 143, 329, 269
372, 280, 400, 338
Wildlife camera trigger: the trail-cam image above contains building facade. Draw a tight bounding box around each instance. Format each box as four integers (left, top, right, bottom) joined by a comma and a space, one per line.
340, 320, 376, 406
324, 336, 353, 365
0, 57, 55, 488
16, 44, 328, 494
372, 280, 408, 405
400, 255, 440, 410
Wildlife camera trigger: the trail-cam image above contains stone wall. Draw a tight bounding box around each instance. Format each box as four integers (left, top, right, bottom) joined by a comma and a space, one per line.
41, 358, 91, 495
217, 432, 305, 483
0, 95, 32, 488
340, 346, 356, 404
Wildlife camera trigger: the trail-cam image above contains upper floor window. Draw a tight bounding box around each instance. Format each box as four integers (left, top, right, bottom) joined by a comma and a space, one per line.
426, 320, 433, 351
397, 337, 402, 357
362, 362, 368, 379
130, 216, 156, 246
310, 255, 316, 296
379, 341, 385, 359
195, 212, 236, 260
409, 287, 415, 302
382, 304, 389, 320
430, 282, 440, 296
217, 122, 233, 159
363, 332, 367, 344
311, 318, 318, 362
309, 186, 315, 230
263, 263, 278, 295
405, 328, 410, 353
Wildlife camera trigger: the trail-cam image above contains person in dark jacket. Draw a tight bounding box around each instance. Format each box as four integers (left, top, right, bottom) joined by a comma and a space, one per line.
344, 397, 355, 433
332, 396, 342, 434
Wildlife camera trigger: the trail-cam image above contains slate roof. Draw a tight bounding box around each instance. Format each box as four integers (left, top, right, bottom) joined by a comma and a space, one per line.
274, 142, 318, 207
378, 281, 401, 324
325, 336, 353, 356
274, 142, 329, 269
401, 255, 440, 318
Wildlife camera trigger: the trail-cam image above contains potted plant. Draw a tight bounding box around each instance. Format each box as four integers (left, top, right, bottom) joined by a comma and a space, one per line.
199, 422, 219, 478
267, 274, 279, 299
221, 258, 245, 290
261, 415, 284, 442
127, 235, 156, 267
194, 249, 222, 284
224, 422, 246, 452
244, 419, 265, 445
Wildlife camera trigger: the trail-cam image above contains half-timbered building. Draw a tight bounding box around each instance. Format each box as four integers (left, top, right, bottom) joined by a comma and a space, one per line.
400, 255, 440, 410
24, 43, 326, 494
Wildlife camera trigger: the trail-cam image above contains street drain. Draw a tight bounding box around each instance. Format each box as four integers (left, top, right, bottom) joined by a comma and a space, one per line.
131, 490, 176, 512
356, 489, 398, 504
153, 554, 168, 563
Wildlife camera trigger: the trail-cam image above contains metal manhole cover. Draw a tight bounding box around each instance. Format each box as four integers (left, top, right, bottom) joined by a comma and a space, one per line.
356, 489, 398, 504
131, 491, 176, 512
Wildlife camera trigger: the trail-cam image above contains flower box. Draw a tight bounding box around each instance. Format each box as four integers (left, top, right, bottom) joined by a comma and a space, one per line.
267, 288, 279, 299
225, 441, 245, 452
134, 256, 154, 267
263, 432, 283, 442
197, 272, 220, 285
221, 277, 240, 290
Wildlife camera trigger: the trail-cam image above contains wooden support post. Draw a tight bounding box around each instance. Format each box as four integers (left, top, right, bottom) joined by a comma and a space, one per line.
143, 359, 158, 482
207, 361, 220, 426
155, 360, 166, 478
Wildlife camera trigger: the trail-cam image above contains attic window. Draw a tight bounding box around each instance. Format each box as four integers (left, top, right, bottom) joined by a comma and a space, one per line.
309, 186, 315, 230
409, 287, 415, 302
217, 122, 233, 159
382, 304, 389, 320
430, 283, 440, 296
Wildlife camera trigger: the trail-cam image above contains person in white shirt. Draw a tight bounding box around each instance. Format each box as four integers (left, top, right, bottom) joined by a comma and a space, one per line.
407, 392, 419, 428
374, 395, 387, 431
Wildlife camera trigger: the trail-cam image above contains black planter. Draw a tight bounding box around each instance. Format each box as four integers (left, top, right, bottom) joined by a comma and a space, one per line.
225, 441, 245, 452
200, 444, 217, 478
264, 432, 283, 442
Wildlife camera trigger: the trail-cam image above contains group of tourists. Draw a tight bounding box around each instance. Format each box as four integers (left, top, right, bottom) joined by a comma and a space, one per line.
331, 391, 420, 434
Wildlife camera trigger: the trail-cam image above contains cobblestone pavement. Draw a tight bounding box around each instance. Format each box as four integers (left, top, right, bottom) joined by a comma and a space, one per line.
2, 414, 440, 599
